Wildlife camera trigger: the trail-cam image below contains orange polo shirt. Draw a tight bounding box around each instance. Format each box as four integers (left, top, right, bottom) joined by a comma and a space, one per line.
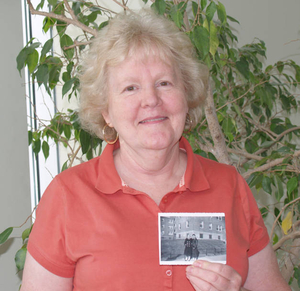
27, 137, 269, 290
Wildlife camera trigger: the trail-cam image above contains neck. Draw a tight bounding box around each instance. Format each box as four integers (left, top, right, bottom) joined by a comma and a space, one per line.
113, 140, 187, 204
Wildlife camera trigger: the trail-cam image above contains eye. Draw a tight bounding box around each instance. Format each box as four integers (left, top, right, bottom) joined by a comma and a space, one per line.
124, 85, 136, 92
159, 81, 170, 86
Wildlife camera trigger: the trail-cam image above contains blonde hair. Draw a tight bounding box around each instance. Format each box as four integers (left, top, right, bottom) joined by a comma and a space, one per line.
79, 9, 208, 139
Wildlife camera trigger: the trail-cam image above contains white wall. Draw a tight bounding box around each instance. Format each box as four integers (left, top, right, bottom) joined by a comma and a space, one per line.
0, 1, 31, 290
223, 0, 300, 64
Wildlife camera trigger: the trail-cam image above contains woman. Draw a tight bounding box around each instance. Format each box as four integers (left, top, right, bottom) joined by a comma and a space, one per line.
191, 234, 199, 261
184, 234, 192, 261
21, 9, 290, 291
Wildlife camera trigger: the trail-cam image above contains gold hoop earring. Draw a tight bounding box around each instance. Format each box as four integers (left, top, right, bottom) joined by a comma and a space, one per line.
102, 124, 119, 144
184, 113, 193, 134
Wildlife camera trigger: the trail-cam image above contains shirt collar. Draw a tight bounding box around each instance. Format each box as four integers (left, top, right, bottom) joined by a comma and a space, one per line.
95, 137, 210, 194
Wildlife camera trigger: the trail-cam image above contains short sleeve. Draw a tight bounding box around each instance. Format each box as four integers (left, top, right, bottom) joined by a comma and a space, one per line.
27, 177, 75, 278
237, 173, 270, 257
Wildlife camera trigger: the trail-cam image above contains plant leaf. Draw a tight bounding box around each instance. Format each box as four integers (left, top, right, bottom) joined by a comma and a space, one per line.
193, 26, 210, 59
0, 227, 13, 244
262, 175, 272, 195
36, 64, 49, 88
62, 78, 76, 96
217, 1, 227, 24
64, 124, 72, 140
60, 35, 74, 61
16, 49, 28, 74
41, 38, 53, 60
294, 267, 300, 288
61, 160, 68, 172
48, 0, 58, 6
282, 211, 293, 235
151, 0, 166, 15
22, 226, 32, 242
236, 57, 249, 79
28, 130, 33, 146
15, 248, 27, 272
287, 177, 298, 196
80, 130, 91, 155
274, 175, 284, 202
42, 141, 50, 160
209, 20, 219, 56
201, 0, 207, 10
26, 50, 39, 73
206, 2, 217, 23
170, 6, 183, 28
272, 233, 278, 244
192, 1, 198, 17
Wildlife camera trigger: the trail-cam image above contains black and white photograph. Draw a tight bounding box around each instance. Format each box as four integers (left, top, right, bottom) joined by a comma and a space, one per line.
159, 213, 226, 265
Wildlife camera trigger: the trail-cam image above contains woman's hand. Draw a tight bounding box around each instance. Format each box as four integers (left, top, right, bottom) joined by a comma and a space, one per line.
186, 260, 242, 291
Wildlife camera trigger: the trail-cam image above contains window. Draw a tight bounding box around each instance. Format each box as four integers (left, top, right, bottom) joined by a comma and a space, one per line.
200, 233, 203, 239
186, 220, 190, 228
178, 223, 181, 230
209, 223, 212, 230
22, 0, 59, 212
200, 221, 204, 228
209, 234, 212, 239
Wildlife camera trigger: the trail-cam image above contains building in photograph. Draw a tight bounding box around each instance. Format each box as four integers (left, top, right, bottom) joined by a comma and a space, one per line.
160, 216, 226, 242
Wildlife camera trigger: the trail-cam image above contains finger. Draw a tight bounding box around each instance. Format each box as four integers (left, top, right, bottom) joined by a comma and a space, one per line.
186, 265, 229, 291
186, 270, 218, 291
198, 260, 241, 281
195, 261, 242, 288
186, 261, 242, 291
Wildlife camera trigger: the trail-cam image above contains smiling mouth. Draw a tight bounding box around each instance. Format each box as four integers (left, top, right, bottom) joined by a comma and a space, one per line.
139, 117, 167, 124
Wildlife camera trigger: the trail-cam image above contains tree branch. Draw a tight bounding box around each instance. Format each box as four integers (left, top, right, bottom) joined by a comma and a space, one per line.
273, 231, 300, 251
63, 0, 78, 21
242, 150, 300, 179
27, 0, 97, 37
227, 147, 263, 161
216, 80, 268, 113
111, 0, 132, 11
204, 84, 231, 164
254, 126, 300, 156
280, 237, 300, 282
270, 197, 300, 239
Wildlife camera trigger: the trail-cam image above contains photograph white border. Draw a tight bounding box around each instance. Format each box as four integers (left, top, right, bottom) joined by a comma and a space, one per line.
158, 213, 226, 265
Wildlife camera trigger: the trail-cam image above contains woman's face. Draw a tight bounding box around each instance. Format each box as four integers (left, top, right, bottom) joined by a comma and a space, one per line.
102, 53, 188, 152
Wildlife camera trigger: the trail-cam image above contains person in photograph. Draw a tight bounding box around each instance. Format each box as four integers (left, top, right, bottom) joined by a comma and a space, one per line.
21, 9, 290, 291
184, 233, 192, 261
191, 234, 199, 260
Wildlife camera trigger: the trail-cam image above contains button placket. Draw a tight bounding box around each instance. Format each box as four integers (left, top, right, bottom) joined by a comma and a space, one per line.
166, 269, 172, 276
163, 266, 173, 290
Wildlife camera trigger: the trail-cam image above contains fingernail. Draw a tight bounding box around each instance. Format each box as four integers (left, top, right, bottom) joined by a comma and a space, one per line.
193, 261, 202, 268
186, 266, 193, 274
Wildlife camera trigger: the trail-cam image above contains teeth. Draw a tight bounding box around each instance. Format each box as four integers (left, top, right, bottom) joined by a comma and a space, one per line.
140, 117, 166, 123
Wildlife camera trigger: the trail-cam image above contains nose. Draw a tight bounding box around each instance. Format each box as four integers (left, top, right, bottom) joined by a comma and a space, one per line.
140, 86, 162, 108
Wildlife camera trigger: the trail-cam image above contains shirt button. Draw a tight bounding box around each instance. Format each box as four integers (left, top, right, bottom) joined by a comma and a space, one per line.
166, 270, 172, 276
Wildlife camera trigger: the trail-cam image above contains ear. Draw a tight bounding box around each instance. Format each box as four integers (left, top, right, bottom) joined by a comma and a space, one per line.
101, 110, 112, 127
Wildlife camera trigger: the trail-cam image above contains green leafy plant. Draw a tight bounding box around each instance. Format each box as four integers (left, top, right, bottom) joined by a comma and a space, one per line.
1, 0, 299, 288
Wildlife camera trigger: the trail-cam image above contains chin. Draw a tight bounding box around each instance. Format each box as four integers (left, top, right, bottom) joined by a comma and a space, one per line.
141, 137, 180, 151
